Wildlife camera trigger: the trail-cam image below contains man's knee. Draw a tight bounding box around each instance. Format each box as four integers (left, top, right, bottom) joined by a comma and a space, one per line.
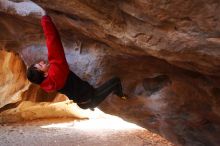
77, 98, 94, 109
77, 103, 90, 109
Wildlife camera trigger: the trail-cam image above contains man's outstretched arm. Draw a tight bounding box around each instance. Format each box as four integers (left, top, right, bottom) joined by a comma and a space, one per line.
40, 16, 69, 91
41, 16, 69, 66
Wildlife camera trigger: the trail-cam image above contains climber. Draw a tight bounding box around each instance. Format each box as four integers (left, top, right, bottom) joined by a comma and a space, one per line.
26, 14, 126, 109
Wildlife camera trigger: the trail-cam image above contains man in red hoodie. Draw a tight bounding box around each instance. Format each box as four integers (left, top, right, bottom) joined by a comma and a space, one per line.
26, 15, 125, 109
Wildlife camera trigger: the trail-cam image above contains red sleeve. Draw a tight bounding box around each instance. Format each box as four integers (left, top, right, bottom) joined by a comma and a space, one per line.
40, 15, 70, 92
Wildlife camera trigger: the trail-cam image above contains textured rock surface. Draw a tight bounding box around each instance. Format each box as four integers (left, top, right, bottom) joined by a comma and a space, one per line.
0, 50, 29, 108
1, 0, 220, 145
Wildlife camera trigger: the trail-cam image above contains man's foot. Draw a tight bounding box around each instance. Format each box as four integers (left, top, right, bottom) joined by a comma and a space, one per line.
114, 83, 127, 100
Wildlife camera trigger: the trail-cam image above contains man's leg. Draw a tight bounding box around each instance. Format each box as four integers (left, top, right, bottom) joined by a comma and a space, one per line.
91, 77, 124, 107
77, 77, 124, 109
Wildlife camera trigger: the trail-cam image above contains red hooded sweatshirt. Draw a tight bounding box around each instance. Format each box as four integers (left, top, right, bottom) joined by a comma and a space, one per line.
40, 16, 70, 92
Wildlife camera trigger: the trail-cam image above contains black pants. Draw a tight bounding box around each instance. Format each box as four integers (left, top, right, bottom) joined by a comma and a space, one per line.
77, 77, 123, 109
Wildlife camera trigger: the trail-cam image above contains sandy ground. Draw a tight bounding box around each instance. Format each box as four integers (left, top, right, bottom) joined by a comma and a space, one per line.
0, 110, 174, 146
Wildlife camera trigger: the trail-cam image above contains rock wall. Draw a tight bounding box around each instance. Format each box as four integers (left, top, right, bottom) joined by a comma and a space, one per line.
0, 50, 28, 109
1, 0, 220, 145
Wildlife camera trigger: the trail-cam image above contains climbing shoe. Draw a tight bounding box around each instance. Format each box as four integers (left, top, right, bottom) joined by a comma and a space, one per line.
114, 83, 127, 100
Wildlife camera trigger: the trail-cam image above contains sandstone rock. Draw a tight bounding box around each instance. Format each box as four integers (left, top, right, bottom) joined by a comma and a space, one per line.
0, 50, 29, 108
0, 100, 88, 123
1, 0, 220, 145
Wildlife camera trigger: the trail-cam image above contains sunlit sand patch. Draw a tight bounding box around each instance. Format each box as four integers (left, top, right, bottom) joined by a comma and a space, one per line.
41, 108, 144, 131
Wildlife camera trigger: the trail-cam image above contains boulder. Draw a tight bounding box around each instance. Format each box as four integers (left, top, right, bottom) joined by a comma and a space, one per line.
1, 0, 220, 145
